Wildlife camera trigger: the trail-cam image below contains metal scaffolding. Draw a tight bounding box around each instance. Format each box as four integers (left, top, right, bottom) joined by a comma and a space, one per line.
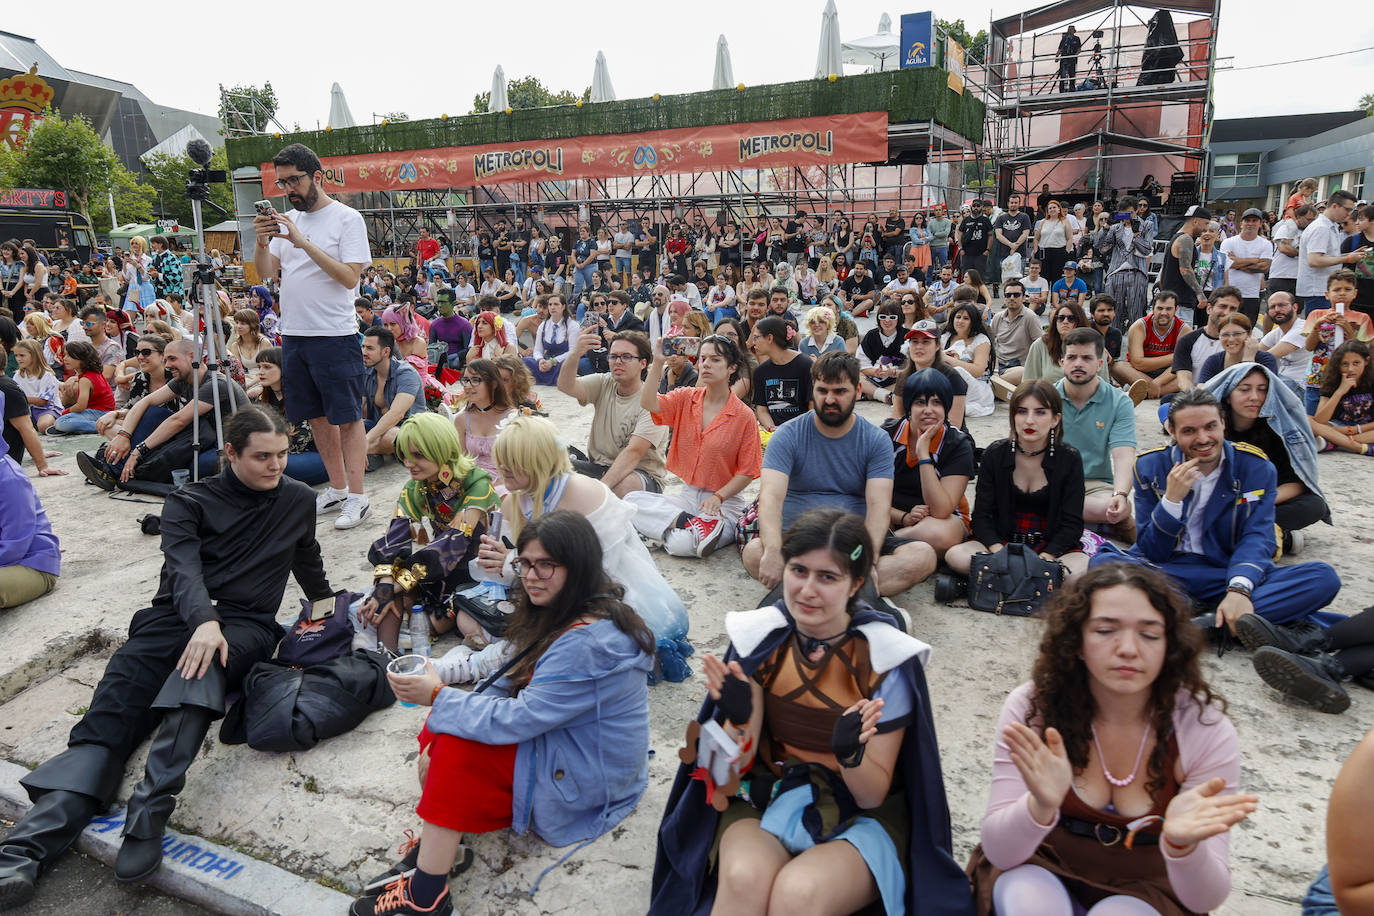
982, 0, 1220, 211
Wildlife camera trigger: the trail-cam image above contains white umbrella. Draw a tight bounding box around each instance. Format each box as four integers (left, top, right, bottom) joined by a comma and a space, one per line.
842, 13, 900, 72
327, 82, 355, 129
814, 0, 843, 79
712, 34, 735, 90
590, 50, 616, 102
490, 65, 509, 112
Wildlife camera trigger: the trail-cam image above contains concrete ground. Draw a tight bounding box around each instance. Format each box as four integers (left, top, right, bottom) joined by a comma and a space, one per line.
2, 350, 1369, 914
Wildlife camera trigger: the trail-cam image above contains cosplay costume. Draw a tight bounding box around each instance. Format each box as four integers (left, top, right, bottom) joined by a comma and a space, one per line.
0, 465, 332, 897
650, 601, 974, 916
367, 461, 500, 622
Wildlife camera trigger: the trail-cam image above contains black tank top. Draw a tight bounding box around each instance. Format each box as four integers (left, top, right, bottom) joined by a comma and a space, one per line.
1159, 231, 1197, 308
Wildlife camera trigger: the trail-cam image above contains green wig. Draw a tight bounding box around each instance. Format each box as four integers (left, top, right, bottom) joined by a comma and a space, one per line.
393, 412, 475, 478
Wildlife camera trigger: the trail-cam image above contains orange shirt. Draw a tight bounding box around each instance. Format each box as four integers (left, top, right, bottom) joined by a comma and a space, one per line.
651, 387, 762, 491
61, 275, 77, 295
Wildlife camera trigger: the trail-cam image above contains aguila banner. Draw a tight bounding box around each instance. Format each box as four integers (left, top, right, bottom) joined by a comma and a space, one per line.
259, 111, 889, 195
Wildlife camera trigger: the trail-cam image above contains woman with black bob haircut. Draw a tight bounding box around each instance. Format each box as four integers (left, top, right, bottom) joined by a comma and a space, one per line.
941, 380, 1088, 597
358, 510, 655, 916
967, 563, 1256, 915
652, 508, 972, 916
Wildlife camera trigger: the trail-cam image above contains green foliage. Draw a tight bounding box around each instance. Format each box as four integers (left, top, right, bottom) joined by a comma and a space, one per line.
939, 18, 988, 64
380, 111, 410, 123
219, 81, 279, 134
0, 109, 151, 228
96, 167, 156, 234
471, 75, 591, 113
142, 147, 234, 224
1362, 92, 1374, 117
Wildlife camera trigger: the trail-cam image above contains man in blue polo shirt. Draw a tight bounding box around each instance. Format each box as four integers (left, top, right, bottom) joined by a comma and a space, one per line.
1055, 327, 1138, 542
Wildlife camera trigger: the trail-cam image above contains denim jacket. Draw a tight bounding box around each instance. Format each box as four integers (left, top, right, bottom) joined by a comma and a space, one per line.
1205, 362, 1329, 522
426, 619, 652, 847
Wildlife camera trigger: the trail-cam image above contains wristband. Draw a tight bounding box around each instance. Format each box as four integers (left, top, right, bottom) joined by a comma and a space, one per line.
713, 491, 726, 501
917, 458, 935, 467
430, 684, 443, 705
1226, 583, 1252, 599
372, 564, 397, 581
114, 429, 131, 440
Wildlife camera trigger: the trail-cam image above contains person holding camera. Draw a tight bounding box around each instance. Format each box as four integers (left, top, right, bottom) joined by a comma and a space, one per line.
253, 143, 373, 530
1056, 26, 1082, 92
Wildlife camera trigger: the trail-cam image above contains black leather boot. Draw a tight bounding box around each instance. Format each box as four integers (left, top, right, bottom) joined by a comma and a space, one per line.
1234, 614, 1329, 655
934, 572, 968, 603
1, 744, 121, 909
116, 667, 225, 884
1252, 647, 1350, 714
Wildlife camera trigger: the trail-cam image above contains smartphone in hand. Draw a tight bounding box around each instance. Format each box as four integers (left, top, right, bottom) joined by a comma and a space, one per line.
662, 336, 700, 358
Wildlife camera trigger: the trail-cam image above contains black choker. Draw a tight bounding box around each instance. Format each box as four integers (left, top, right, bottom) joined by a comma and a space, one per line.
1015, 441, 1048, 457
798, 628, 849, 657
469, 403, 493, 412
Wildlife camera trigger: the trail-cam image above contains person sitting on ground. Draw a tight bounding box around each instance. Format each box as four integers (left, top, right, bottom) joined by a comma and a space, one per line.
96, 334, 168, 436
1302, 270, 1374, 415
249, 347, 328, 485
943, 381, 1090, 588
454, 358, 518, 492
857, 302, 906, 403
427, 288, 471, 371
890, 320, 970, 431
650, 508, 970, 916
0, 423, 59, 609
1123, 290, 1190, 400
585, 290, 646, 376
465, 308, 517, 363
989, 279, 1044, 396
0, 406, 334, 903
464, 416, 690, 684
357, 511, 653, 916
1303, 730, 1374, 913
625, 334, 761, 558
712, 317, 756, 402
75, 307, 121, 381
74, 339, 247, 489
799, 305, 846, 359
1050, 260, 1088, 311
381, 303, 430, 370
924, 263, 960, 318
0, 319, 63, 477
514, 295, 547, 357
227, 309, 270, 390
12, 340, 61, 434
1171, 286, 1242, 390
840, 258, 877, 316
491, 354, 544, 416
355, 295, 382, 334
1197, 313, 1276, 385
940, 301, 995, 418
359, 412, 500, 654
966, 563, 1257, 916
49, 341, 116, 435
1257, 291, 1311, 395
743, 351, 935, 597
1022, 301, 1112, 388
750, 316, 813, 431
1091, 387, 1342, 637
1055, 328, 1139, 544
1309, 339, 1374, 455
657, 337, 699, 394
523, 292, 579, 385
884, 369, 974, 566
705, 270, 737, 324
362, 326, 424, 466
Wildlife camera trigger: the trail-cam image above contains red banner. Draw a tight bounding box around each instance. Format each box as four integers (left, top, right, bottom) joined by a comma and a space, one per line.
259, 112, 889, 195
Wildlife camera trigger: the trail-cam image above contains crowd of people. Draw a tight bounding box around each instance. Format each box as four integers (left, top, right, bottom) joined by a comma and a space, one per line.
0, 144, 1371, 916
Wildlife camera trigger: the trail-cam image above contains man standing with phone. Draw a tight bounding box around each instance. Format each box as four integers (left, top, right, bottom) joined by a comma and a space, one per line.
254, 143, 374, 529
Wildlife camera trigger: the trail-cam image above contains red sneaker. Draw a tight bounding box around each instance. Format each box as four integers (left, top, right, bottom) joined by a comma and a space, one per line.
688, 516, 725, 557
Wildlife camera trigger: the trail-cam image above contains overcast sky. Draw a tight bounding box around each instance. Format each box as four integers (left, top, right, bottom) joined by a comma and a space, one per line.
16, 0, 1371, 133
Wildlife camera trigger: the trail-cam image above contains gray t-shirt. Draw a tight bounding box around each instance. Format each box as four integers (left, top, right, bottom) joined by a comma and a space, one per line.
362, 358, 425, 423
763, 412, 893, 530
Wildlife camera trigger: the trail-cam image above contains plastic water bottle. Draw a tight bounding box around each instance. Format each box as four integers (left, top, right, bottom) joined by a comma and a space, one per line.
411, 605, 430, 660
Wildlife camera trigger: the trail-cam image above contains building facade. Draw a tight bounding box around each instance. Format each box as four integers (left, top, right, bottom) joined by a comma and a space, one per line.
1207, 110, 1372, 211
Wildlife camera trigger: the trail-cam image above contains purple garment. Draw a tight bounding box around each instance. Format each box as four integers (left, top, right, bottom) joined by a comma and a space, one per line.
0, 432, 60, 576
429, 314, 473, 360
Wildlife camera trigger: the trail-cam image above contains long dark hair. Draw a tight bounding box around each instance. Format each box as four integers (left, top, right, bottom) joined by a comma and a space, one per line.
1045, 300, 1090, 362
1321, 340, 1374, 398
256, 346, 284, 408
780, 508, 874, 613
1028, 563, 1224, 802
505, 511, 654, 687
464, 357, 514, 411
942, 301, 987, 343
63, 340, 102, 375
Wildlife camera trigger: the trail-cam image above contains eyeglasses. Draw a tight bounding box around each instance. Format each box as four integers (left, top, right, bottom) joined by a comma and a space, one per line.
512, 557, 562, 579
1005, 292, 1025, 298
272, 173, 313, 190
460, 377, 483, 387
607, 352, 641, 362
136, 347, 157, 357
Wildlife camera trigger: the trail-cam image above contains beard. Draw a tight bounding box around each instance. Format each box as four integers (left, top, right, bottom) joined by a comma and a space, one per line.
816, 398, 856, 427
288, 184, 320, 211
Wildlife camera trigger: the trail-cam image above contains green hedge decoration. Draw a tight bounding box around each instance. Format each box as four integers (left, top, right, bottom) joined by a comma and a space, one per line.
227, 68, 984, 170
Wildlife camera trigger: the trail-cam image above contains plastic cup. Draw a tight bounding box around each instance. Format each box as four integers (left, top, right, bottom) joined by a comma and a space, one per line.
387, 654, 428, 676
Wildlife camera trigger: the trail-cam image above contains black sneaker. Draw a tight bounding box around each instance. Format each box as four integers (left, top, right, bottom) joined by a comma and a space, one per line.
76, 450, 119, 491
350, 875, 453, 916
363, 836, 473, 896
1252, 647, 1350, 714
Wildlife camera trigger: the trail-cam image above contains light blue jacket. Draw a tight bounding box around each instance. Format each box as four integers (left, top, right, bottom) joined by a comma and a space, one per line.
426, 619, 652, 847
1204, 361, 1329, 523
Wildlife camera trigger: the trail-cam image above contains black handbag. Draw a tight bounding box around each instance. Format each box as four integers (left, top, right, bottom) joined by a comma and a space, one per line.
967, 543, 1064, 617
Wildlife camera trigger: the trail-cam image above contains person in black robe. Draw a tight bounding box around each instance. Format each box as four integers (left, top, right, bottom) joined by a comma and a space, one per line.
0, 407, 336, 904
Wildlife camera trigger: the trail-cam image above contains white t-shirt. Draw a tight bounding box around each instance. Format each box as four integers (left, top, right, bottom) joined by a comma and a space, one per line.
1220, 235, 1273, 299
1021, 275, 1051, 325
1269, 219, 1300, 280
1261, 323, 1312, 387
1297, 214, 1343, 298
268, 200, 371, 337
453, 282, 476, 304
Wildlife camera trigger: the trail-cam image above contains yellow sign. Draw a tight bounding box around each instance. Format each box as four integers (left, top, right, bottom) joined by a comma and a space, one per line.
946, 40, 966, 95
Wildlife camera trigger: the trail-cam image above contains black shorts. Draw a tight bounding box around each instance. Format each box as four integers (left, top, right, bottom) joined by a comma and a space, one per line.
881, 533, 915, 556
282, 334, 366, 425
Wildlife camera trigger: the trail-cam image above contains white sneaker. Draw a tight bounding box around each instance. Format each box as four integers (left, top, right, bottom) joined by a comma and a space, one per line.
316, 487, 346, 516
334, 494, 370, 529
432, 645, 474, 683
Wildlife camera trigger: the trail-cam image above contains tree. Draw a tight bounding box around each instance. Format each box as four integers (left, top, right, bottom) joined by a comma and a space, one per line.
939, 18, 988, 65
380, 111, 410, 123
0, 109, 151, 229
218, 82, 279, 135
1362, 92, 1374, 117
471, 76, 591, 113
142, 146, 234, 225
97, 167, 156, 234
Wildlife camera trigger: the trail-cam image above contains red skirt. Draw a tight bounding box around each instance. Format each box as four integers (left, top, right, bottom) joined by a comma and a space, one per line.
416, 722, 517, 833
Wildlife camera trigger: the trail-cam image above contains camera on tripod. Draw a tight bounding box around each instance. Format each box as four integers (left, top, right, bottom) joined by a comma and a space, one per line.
1090, 29, 1105, 55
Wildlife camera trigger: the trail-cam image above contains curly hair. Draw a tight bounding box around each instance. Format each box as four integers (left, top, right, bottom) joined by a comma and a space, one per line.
1027, 563, 1225, 802
1320, 340, 1374, 398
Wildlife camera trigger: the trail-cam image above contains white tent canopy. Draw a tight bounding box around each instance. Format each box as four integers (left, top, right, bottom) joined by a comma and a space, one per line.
327, 82, 355, 129
490, 65, 509, 111
814, 0, 843, 78
591, 50, 616, 102
712, 34, 735, 90
139, 124, 209, 163
842, 12, 900, 72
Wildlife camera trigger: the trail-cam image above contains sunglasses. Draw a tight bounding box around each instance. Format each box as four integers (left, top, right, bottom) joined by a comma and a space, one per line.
1005, 292, 1025, 298
878, 314, 901, 320
1056, 314, 1079, 323
135, 347, 157, 357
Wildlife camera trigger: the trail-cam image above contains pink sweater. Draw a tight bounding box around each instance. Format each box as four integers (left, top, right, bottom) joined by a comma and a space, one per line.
980, 682, 1241, 914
